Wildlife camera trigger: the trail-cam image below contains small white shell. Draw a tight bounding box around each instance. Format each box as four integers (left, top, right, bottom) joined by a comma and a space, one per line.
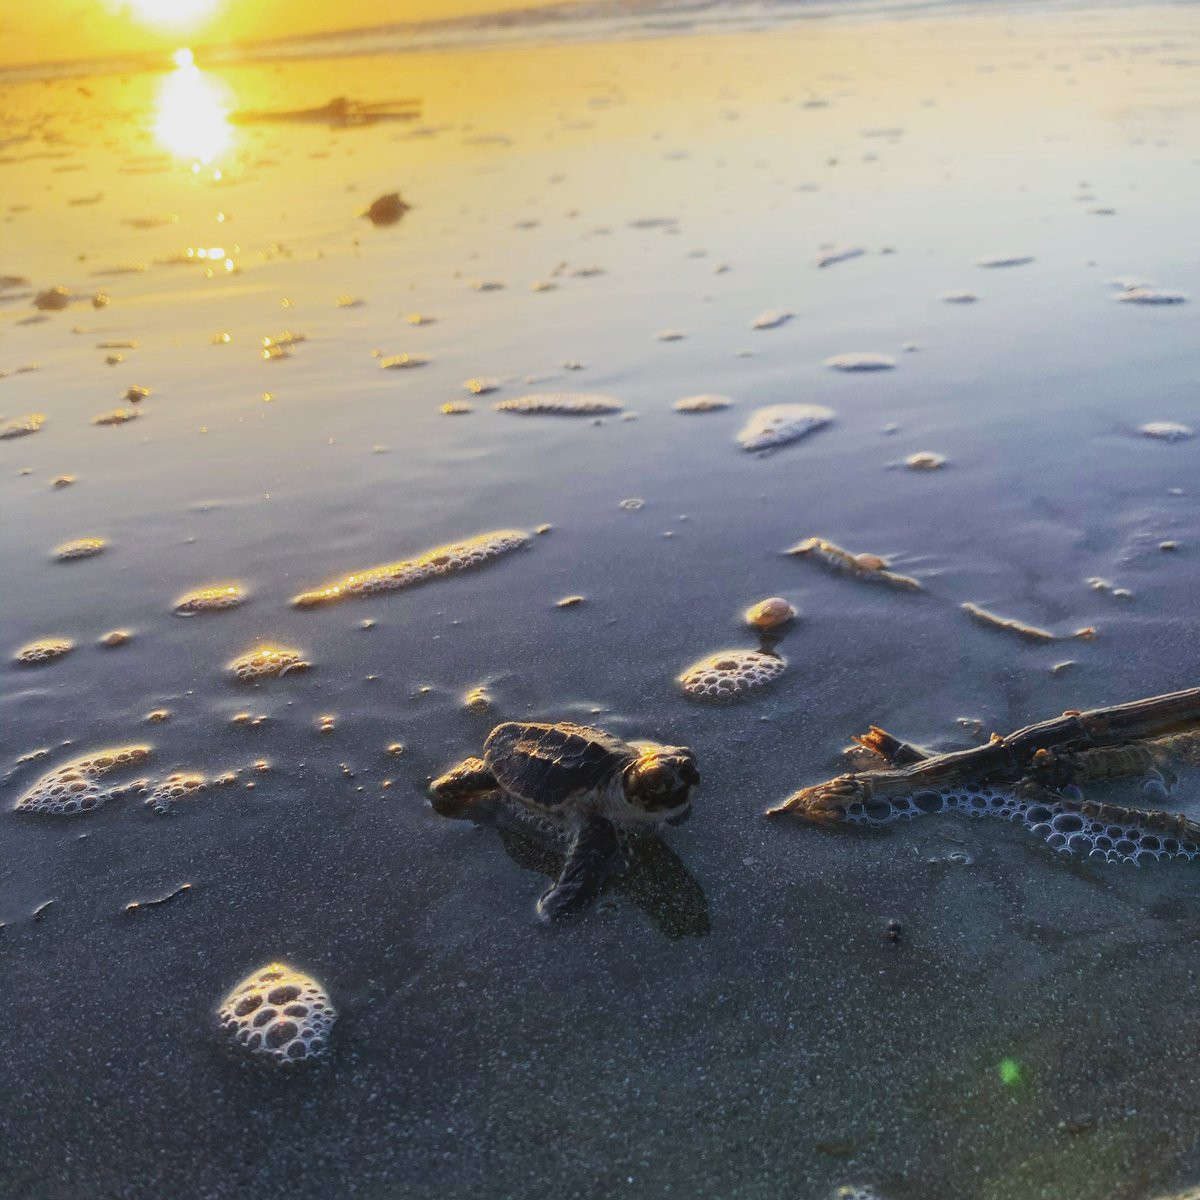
679, 649, 787, 701
905, 451, 946, 470
745, 598, 795, 629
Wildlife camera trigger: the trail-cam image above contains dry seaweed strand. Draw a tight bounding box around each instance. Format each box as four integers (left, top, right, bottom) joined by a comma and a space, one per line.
768, 686, 1200, 821
961, 601, 1095, 642
786, 537, 922, 591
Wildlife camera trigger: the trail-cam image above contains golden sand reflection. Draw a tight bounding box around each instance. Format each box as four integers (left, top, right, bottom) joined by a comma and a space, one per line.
153, 55, 233, 165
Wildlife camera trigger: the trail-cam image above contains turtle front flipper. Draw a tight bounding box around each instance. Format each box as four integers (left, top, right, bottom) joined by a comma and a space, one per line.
537, 815, 620, 922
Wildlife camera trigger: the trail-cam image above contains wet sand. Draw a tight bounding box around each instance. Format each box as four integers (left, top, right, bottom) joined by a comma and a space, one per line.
2, 6, 1200, 1198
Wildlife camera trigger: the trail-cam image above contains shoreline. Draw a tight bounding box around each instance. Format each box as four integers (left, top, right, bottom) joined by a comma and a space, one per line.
2, 0, 1196, 83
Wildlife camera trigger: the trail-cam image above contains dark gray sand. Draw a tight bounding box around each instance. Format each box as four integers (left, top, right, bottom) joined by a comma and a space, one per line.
2, 5, 1200, 1198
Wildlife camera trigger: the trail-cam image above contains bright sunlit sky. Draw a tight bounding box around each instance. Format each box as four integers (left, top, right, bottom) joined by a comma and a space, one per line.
0, 0, 550, 66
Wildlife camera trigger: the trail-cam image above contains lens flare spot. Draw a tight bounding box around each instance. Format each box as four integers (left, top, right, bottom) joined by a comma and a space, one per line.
124, 0, 220, 29
153, 61, 232, 165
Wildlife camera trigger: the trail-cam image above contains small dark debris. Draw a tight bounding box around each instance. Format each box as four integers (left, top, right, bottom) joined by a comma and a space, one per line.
365, 192, 410, 226
815, 1140, 856, 1159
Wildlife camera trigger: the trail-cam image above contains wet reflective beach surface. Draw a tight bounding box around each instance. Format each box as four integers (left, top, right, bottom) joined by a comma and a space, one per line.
2, 5, 1200, 1197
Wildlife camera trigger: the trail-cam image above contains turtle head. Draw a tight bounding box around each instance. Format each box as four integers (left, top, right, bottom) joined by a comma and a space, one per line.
622, 745, 699, 824
429, 756, 500, 820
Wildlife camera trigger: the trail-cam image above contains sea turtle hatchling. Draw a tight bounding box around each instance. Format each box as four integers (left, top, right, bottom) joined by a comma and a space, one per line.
430, 721, 699, 920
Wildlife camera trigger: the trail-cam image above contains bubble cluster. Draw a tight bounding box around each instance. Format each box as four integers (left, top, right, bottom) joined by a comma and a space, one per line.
378, 354, 429, 370
674, 394, 732, 412
464, 377, 498, 395
292, 529, 528, 607
1117, 287, 1186, 305
217, 963, 336, 1066
15, 638, 74, 665
833, 785, 1200, 865
679, 649, 787, 700
977, 254, 1034, 267
144, 772, 207, 814
824, 352, 896, 372
816, 245, 865, 268
34, 286, 71, 310
495, 393, 623, 416
0, 413, 45, 440
93, 408, 139, 426
1141, 421, 1193, 442
54, 537, 107, 561
737, 404, 834, 451
174, 584, 247, 614
15, 746, 151, 815
750, 310, 793, 330
228, 646, 310, 682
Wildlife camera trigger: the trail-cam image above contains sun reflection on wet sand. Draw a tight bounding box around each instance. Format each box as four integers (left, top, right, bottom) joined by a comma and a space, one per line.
153, 54, 233, 165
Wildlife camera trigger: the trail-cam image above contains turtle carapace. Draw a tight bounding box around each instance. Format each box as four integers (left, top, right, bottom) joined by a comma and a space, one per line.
430, 721, 699, 920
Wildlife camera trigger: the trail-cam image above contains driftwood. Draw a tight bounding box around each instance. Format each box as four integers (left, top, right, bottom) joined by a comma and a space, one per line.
767, 687, 1200, 824
230, 97, 421, 128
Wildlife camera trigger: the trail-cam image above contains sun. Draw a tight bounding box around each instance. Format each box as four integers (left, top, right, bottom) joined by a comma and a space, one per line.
122, 0, 222, 29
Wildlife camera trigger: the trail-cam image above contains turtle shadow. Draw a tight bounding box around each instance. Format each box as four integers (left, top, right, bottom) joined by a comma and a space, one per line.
497, 825, 711, 940
433, 795, 710, 939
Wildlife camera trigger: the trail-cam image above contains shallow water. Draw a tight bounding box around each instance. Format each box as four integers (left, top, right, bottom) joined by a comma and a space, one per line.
2, 6, 1200, 1198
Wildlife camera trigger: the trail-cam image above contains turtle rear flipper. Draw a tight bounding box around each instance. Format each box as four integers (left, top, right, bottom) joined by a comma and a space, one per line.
537, 815, 620, 921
